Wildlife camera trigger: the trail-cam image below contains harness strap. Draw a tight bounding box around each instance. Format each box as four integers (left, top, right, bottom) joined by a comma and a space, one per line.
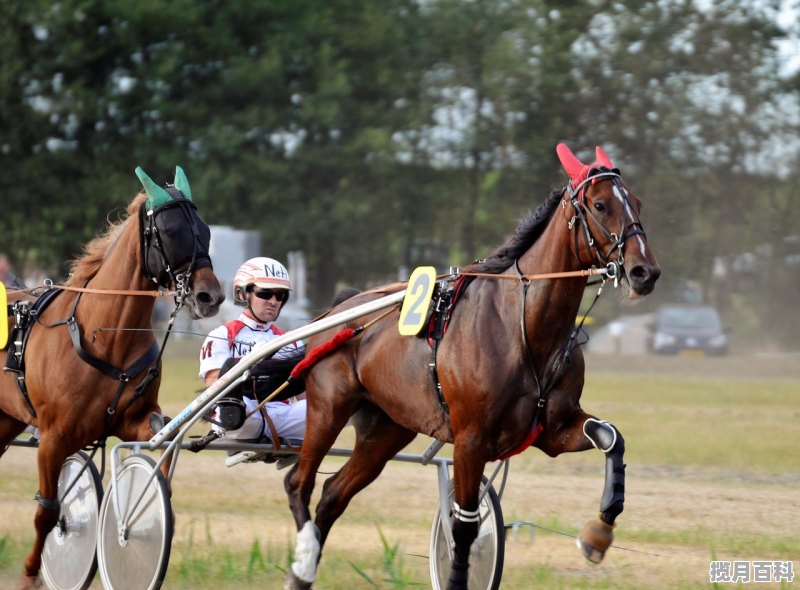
429, 340, 448, 415
67, 318, 159, 383
425, 275, 472, 415
260, 405, 282, 450
4, 289, 64, 418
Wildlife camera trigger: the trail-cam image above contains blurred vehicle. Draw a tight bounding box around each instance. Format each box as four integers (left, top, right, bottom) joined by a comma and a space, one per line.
649, 304, 728, 356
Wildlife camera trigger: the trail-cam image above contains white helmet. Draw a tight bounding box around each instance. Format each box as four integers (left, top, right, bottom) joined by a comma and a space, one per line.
232, 257, 292, 306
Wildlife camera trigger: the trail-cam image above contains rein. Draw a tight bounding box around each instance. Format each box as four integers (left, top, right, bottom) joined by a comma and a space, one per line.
459, 266, 610, 282
49, 284, 174, 297
18, 281, 176, 298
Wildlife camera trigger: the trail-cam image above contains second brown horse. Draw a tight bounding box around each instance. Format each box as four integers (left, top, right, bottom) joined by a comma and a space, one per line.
284, 143, 660, 590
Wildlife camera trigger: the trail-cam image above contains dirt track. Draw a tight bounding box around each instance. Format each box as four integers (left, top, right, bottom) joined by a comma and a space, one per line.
1, 352, 797, 588
2, 433, 796, 589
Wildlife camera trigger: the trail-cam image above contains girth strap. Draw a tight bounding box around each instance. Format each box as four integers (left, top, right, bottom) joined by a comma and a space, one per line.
426, 275, 473, 415
4, 288, 64, 418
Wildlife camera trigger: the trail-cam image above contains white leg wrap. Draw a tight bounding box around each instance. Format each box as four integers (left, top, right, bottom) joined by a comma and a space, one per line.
291, 521, 321, 583
453, 501, 481, 524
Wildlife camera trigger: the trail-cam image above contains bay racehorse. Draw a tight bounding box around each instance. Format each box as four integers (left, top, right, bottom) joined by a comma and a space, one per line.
0, 167, 224, 588
284, 144, 660, 589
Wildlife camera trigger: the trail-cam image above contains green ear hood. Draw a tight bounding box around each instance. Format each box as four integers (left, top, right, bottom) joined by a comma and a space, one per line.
135, 167, 172, 210
135, 166, 194, 208
173, 166, 193, 201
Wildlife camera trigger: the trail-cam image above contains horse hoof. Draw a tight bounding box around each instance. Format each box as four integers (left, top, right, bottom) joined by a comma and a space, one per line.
577, 519, 614, 564
284, 571, 313, 590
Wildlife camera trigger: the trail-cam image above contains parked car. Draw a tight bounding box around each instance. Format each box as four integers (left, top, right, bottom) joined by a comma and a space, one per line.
649, 304, 728, 356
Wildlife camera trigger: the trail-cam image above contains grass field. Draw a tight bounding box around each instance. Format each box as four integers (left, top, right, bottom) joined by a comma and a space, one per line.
1, 349, 798, 589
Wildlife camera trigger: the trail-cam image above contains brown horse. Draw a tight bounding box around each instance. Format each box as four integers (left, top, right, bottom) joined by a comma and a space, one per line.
284, 144, 661, 589
0, 167, 224, 589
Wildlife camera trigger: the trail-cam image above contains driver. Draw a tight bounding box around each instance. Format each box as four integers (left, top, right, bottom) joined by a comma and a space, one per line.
199, 257, 306, 467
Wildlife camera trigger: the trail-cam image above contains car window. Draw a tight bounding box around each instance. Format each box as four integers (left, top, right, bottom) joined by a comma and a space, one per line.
658, 307, 722, 330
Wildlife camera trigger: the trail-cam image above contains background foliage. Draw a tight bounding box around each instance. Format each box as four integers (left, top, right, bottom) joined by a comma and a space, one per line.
1, 0, 798, 349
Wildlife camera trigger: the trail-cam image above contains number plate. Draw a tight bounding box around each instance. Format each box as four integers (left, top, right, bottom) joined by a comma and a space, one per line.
398, 266, 436, 336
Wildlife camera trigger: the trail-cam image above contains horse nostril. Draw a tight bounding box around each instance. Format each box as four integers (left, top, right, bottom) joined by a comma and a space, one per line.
196, 291, 212, 305
630, 264, 660, 285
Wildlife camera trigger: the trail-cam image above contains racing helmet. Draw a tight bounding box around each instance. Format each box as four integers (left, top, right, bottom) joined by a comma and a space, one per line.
232, 257, 292, 306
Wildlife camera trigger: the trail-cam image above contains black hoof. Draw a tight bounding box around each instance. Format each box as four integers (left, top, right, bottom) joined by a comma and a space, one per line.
284, 571, 313, 590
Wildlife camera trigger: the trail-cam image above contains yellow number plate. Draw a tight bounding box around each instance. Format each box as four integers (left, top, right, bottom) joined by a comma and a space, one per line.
0, 283, 7, 349
398, 267, 437, 336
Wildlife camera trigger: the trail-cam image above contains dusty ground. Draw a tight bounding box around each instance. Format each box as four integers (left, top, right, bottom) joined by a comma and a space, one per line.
1, 435, 797, 588
1, 352, 797, 588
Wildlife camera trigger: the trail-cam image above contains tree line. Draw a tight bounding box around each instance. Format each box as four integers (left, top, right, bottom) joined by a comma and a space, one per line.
1, 0, 797, 349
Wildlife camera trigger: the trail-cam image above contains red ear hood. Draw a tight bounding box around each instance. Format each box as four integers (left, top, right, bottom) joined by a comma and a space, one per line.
595, 146, 615, 169
556, 143, 617, 188
556, 143, 590, 187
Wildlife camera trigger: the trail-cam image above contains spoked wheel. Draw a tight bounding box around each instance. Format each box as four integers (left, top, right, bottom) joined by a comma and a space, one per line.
40, 451, 103, 590
429, 475, 505, 590
97, 454, 173, 590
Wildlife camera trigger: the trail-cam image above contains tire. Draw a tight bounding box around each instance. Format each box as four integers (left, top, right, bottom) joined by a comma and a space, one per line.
429, 475, 505, 590
40, 451, 103, 590
97, 454, 173, 590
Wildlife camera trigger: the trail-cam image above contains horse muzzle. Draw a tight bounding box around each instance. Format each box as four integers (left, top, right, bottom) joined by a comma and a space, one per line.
185, 266, 225, 319
624, 261, 661, 298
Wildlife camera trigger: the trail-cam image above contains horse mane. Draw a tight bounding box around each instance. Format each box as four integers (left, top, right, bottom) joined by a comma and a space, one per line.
463, 189, 564, 274
66, 193, 147, 286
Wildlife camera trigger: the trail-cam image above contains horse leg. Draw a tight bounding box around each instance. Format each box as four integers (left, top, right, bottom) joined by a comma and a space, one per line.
0, 411, 28, 457
445, 433, 492, 590
284, 410, 415, 590
115, 400, 174, 483
283, 407, 350, 590
538, 409, 626, 564
578, 417, 626, 563
20, 431, 68, 587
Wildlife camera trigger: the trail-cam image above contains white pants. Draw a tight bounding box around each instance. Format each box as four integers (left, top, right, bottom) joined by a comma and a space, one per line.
213, 398, 306, 442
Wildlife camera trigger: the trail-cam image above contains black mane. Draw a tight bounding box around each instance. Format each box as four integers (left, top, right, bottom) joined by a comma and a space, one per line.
464, 189, 564, 274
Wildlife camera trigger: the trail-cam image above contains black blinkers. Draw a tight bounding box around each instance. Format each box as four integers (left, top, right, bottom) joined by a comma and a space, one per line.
140, 189, 212, 288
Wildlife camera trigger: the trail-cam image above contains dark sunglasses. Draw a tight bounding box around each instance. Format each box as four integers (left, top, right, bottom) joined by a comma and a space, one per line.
252, 288, 288, 302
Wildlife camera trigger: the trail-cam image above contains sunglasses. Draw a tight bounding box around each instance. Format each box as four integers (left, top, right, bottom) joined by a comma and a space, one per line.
252, 288, 288, 302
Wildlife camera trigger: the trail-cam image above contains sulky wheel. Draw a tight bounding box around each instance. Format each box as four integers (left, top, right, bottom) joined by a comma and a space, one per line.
97, 454, 173, 590
40, 451, 103, 590
429, 475, 505, 590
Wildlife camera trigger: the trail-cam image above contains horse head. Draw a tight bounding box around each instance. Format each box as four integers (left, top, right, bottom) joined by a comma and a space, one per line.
556, 143, 660, 298
135, 166, 224, 318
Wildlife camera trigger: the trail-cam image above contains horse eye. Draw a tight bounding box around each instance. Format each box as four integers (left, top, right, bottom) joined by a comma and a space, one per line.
593, 202, 606, 213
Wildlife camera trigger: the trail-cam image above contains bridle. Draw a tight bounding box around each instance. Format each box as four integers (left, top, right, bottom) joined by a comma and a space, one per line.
139, 187, 213, 306
562, 168, 648, 280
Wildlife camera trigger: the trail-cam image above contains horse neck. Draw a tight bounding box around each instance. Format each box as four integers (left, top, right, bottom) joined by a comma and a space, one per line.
515, 210, 587, 352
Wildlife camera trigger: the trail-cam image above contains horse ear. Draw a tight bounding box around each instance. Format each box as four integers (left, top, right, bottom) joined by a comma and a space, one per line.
556, 143, 585, 182
595, 146, 614, 169
135, 167, 172, 210
174, 166, 193, 201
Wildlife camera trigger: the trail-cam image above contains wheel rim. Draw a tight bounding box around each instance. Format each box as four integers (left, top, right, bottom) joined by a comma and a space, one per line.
429, 478, 505, 590
97, 455, 172, 590
40, 452, 102, 590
